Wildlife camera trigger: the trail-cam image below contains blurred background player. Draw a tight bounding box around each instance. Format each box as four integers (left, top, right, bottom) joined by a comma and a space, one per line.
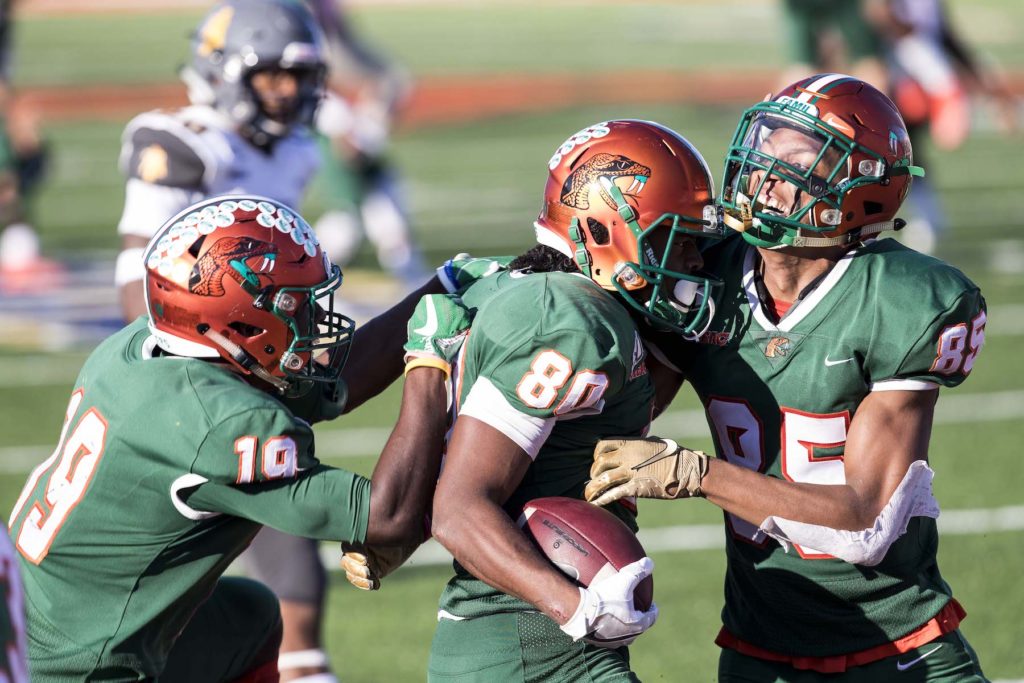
305, 0, 429, 289
865, 0, 1020, 253
112, 2, 341, 680
115, 0, 324, 321
0, 0, 54, 292
777, 0, 886, 91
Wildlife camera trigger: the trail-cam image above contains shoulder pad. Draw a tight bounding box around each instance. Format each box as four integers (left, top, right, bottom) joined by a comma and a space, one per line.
120, 111, 213, 189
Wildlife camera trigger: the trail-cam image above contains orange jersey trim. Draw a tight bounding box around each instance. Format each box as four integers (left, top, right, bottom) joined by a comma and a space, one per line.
715, 599, 966, 674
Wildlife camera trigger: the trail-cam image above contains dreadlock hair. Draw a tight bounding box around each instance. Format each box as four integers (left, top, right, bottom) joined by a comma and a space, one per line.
508, 244, 578, 275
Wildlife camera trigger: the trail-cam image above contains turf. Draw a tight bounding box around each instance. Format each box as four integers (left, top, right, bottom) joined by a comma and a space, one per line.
3, 1, 1023, 679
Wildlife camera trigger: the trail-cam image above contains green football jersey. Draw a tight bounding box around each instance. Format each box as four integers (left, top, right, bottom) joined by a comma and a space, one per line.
8, 318, 370, 678
655, 236, 986, 657
437, 271, 655, 619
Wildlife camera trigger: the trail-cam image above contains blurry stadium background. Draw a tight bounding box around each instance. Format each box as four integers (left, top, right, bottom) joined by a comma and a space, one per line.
1, 0, 1022, 680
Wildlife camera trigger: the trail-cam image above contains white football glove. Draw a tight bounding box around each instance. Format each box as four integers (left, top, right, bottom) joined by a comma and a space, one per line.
559, 557, 658, 649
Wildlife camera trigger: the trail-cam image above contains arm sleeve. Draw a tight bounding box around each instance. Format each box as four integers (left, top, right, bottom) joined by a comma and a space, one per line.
118, 179, 202, 240
117, 114, 210, 239
182, 464, 371, 542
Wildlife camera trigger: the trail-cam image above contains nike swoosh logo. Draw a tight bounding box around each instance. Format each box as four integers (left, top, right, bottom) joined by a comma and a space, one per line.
413, 296, 439, 337
896, 643, 943, 672
824, 356, 855, 367
631, 439, 680, 471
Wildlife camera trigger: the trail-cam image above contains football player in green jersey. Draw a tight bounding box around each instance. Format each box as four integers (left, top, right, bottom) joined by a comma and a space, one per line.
586, 74, 988, 680
347, 120, 726, 681
8, 195, 469, 682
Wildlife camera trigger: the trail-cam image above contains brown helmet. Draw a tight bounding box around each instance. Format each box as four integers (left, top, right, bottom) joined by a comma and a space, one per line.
720, 73, 924, 249
534, 119, 724, 337
144, 195, 354, 394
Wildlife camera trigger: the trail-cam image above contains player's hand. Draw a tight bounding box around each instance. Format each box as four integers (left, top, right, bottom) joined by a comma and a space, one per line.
436, 253, 513, 294
403, 293, 473, 378
585, 438, 710, 507
340, 542, 419, 591
559, 557, 658, 648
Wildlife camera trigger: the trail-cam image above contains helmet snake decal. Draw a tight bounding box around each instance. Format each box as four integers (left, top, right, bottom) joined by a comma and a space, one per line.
189, 235, 277, 296
560, 153, 651, 211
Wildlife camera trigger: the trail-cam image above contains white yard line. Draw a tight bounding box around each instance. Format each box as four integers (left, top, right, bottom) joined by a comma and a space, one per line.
319, 504, 1024, 570
3, 388, 1024, 470
1, 304, 1020, 387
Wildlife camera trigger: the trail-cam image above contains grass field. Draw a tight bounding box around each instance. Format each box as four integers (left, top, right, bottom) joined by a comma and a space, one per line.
3, 1, 1023, 681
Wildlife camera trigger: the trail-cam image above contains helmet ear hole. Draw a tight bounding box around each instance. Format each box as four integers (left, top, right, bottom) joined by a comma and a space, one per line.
228, 321, 266, 339
863, 201, 883, 216
586, 218, 611, 245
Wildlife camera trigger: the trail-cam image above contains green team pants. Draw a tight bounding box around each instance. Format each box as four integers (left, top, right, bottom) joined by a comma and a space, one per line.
719, 630, 987, 683
428, 611, 638, 682
160, 577, 282, 682
27, 577, 281, 682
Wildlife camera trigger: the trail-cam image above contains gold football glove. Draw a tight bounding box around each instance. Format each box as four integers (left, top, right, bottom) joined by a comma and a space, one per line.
585, 438, 710, 507
340, 542, 419, 591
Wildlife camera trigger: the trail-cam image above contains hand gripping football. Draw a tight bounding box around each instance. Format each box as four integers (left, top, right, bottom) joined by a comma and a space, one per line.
519, 496, 653, 611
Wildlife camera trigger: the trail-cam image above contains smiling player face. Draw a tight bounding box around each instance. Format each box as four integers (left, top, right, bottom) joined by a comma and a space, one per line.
747, 126, 843, 221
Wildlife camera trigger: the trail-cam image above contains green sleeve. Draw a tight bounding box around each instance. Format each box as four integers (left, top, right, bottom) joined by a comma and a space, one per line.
182, 464, 371, 542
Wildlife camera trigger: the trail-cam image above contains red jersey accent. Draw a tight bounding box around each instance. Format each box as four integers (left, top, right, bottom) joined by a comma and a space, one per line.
772, 298, 792, 320
715, 599, 965, 674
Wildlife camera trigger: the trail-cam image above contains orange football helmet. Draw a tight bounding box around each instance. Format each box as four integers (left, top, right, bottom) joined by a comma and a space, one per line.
144, 196, 354, 395
720, 73, 924, 249
534, 119, 724, 338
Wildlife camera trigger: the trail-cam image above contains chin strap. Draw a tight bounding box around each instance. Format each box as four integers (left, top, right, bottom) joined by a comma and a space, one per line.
725, 197, 904, 248
786, 219, 904, 248
200, 326, 291, 393
722, 202, 754, 234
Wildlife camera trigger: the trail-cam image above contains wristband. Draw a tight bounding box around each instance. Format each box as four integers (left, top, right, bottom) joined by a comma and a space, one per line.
404, 356, 450, 378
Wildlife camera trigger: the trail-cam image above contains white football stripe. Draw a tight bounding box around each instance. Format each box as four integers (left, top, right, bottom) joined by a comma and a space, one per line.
795, 73, 847, 103
3, 389, 1024, 470
316, 504, 1024, 571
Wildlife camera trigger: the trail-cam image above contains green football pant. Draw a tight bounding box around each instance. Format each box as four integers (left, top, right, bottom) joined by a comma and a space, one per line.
719, 630, 987, 683
26, 577, 281, 682
160, 577, 282, 682
428, 611, 639, 683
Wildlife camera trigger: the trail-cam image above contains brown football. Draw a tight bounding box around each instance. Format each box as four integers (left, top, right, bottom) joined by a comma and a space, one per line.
519, 496, 653, 612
